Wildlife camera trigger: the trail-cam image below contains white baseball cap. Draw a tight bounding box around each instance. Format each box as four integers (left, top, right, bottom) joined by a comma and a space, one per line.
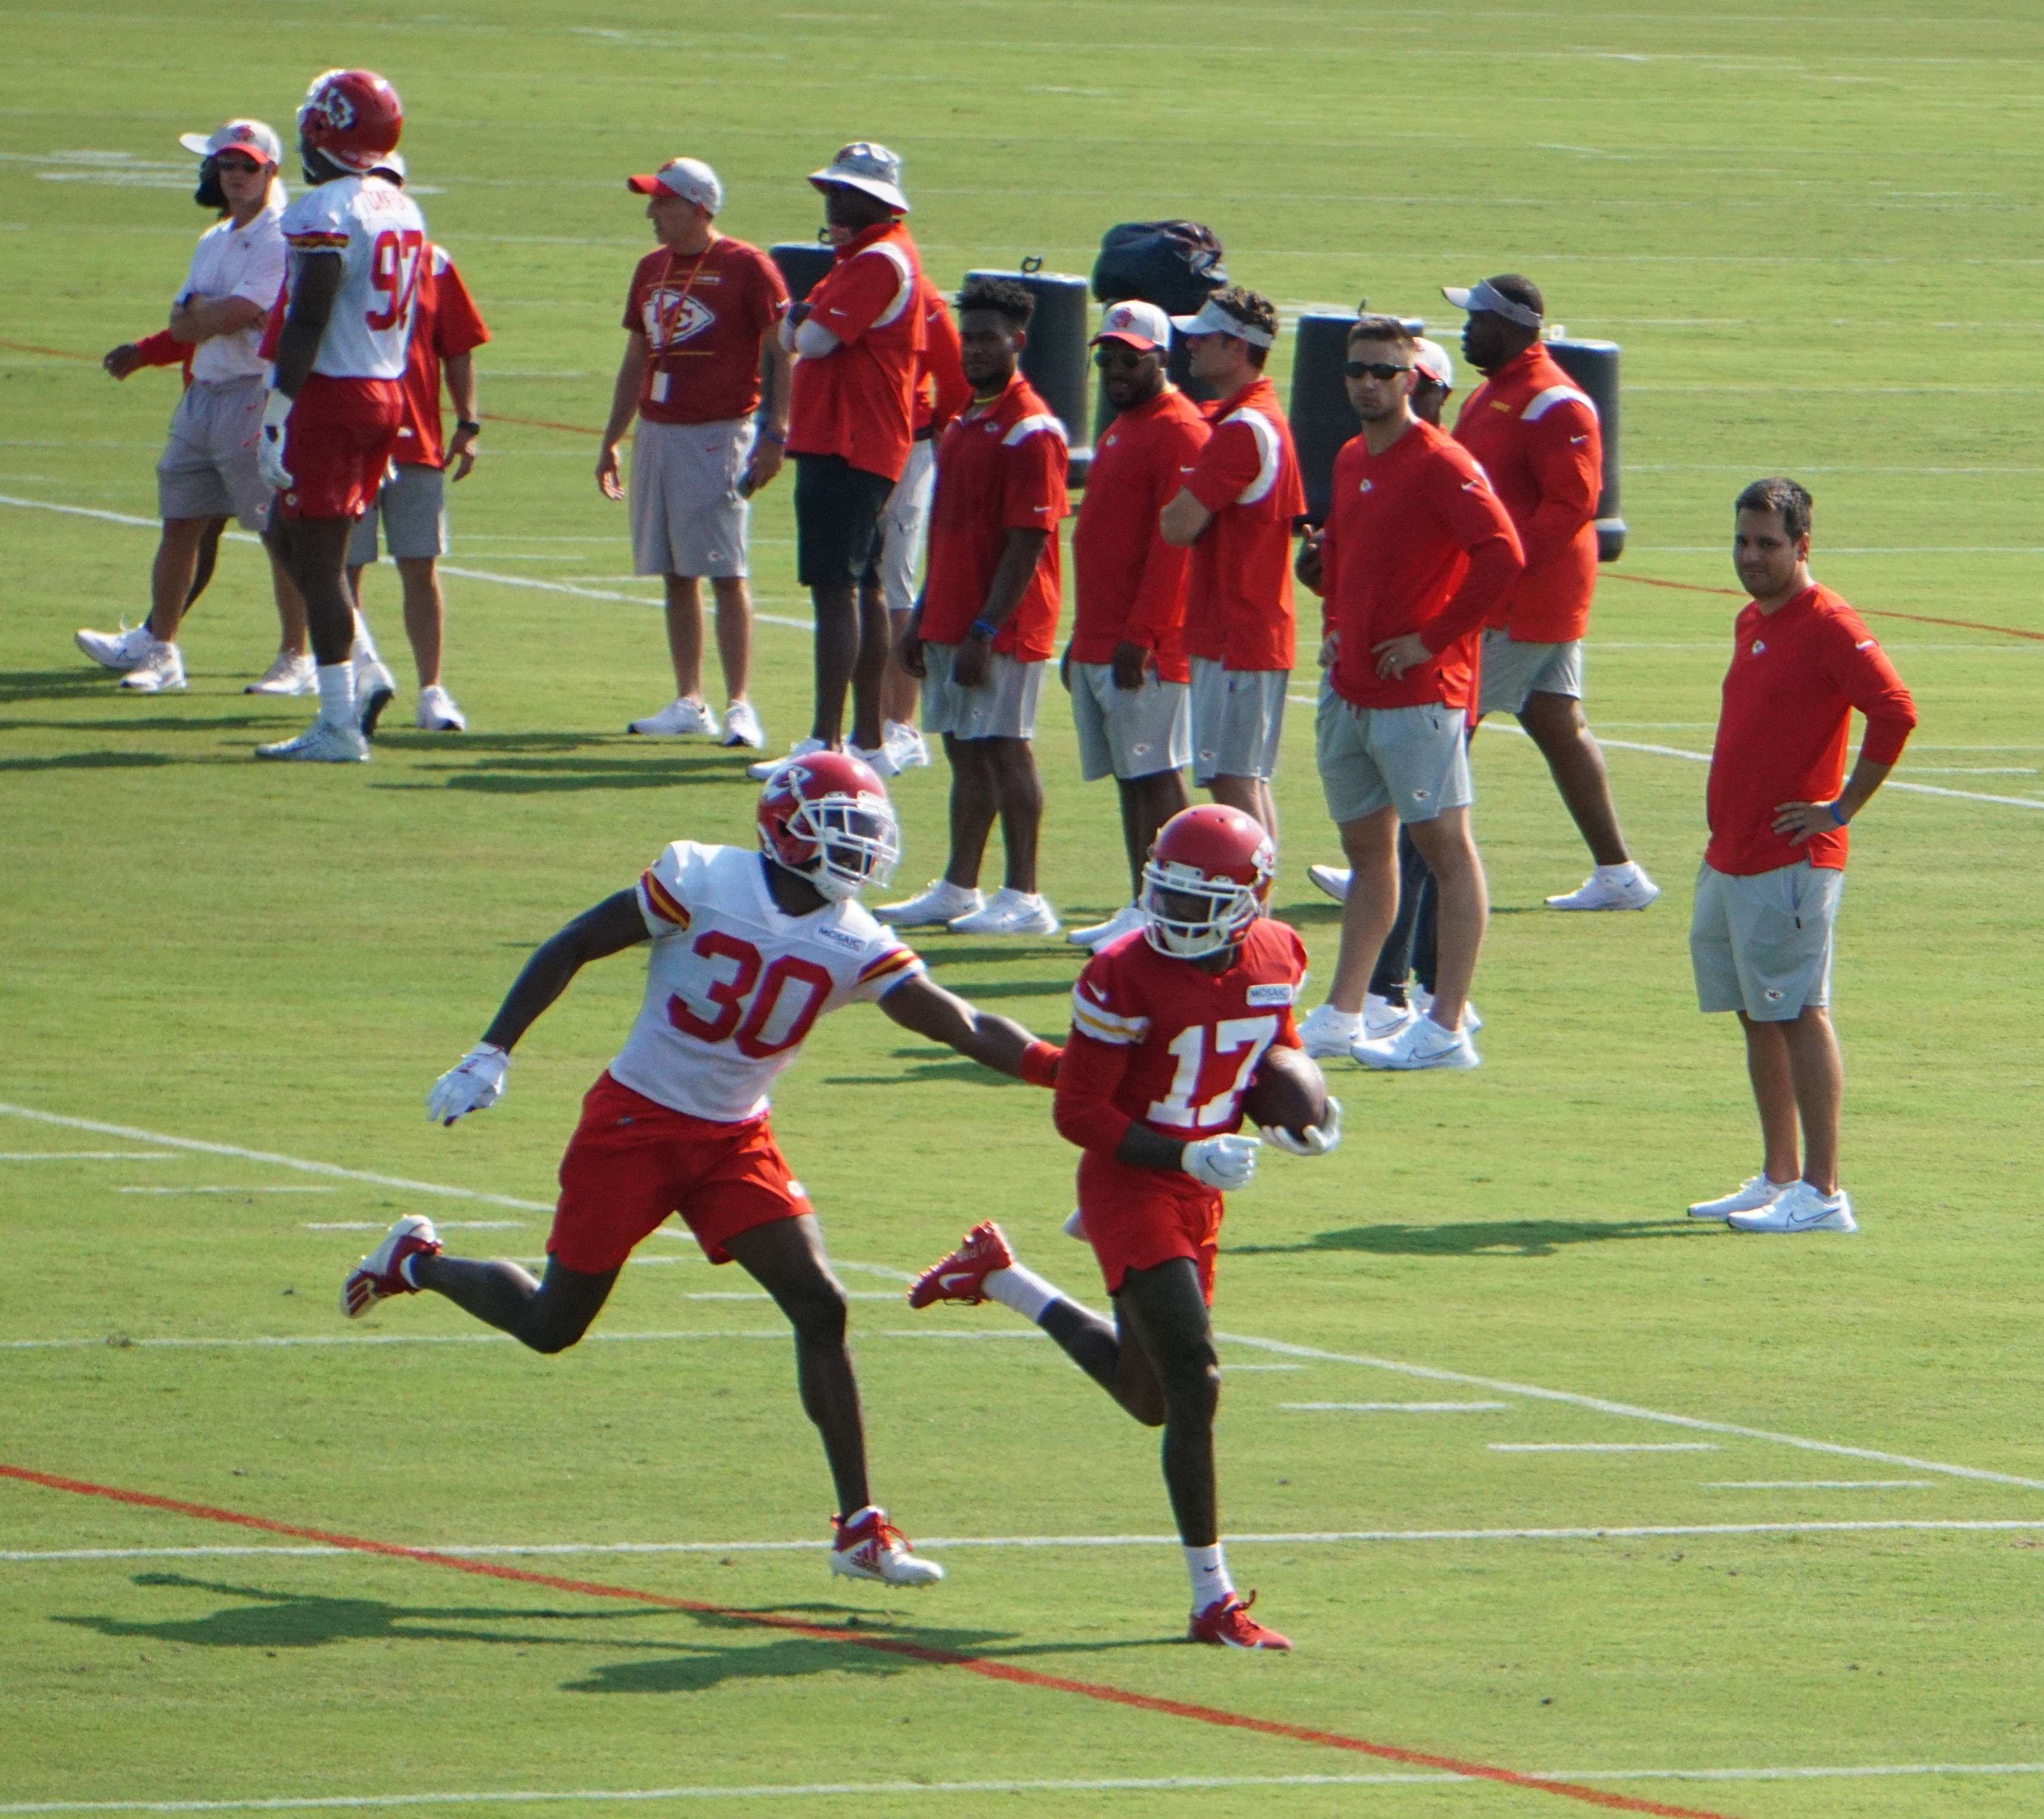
179, 119, 282, 166
1091, 298, 1172, 353
626, 157, 722, 214
1413, 337, 1455, 390
809, 141, 908, 213
1170, 296, 1276, 349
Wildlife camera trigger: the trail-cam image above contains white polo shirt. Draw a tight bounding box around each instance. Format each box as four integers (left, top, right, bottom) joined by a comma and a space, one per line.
180, 188, 288, 384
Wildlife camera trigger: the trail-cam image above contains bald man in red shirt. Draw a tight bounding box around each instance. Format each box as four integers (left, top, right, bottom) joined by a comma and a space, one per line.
1686, 478, 1915, 1236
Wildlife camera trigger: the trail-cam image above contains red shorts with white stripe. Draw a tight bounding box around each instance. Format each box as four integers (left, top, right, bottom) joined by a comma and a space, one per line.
276, 374, 405, 521
1077, 1149, 1222, 1304
549, 1071, 812, 1274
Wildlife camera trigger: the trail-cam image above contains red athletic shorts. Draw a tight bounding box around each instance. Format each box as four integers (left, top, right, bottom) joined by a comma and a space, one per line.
277, 373, 404, 521
549, 1071, 812, 1274
1077, 1149, 1223, 1304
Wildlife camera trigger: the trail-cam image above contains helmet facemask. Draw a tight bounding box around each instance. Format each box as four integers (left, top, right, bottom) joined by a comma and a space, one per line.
1140, 860, 1259, 959
770, 794, 900, 901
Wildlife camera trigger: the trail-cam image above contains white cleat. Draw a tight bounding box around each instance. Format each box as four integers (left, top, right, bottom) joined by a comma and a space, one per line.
1688, 1174, 1791, 1221
629, 696, 717, 738
76, 621, 154, 671
1363, 991, 1416, 1040
1067, 903, 1144, 949
1297, 1003, 1361, 1059
353, 654, 397, 738
1546, 867, 1662, 912
948, 888, 1060, 937
719, 700, 765, 749
877, 878, 982, 928
416, 685, 466, 732
1412, 987, 1481, 1034
884, 720, 930, 770
245, 650, 316, 696
1354, 1014, 1480, 1071
340, 1213, 443, 1319
847, 739, 901, 779
1306, 863, 1350, 903
1728, 1182, 1856, 1235
254, 718, 371, 763
829, 1507, 944, 1586
117, 640, 187, 693
746, 736, 827, 782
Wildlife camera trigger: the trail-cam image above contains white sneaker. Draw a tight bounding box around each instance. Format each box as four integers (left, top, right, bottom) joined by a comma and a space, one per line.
1067, 903, 1144, 948
1306, 863, 1350, 903
828, 1507, 943, 1586
244, 650, 316, 696
117, 640, 186, 693
1728, 1182, 1856, 1235
629, 696, 716, 738
340, 1213, 442, 1319
76, 621, 154, 671
1354, 1014, 1480, 1071
948, 888, 1060, 937
352, 654, 396, 738
1546, 866, 1662, 912
1687, 1174, 1791, 1221
847, 739, 900, 778
1297, 1003, 1361, 1059
1363, 992, 1417, 1040
254, 718, 370, 763
416, 685, 466, 732
884, 721, 930, 770
747, 736, 826, 782
1412, 987, 1481, 1034
719, 700, 765, 749
877, 878, 981, 928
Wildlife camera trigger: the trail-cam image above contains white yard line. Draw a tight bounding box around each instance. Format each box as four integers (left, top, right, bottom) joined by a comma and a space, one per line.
1284, 1401, 1511, 1413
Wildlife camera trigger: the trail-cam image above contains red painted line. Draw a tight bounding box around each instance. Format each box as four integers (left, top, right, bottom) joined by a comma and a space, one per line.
0, 1461, 1741, 1819
0, 337, 98, 362
481, 410, 610, 438
1604, 568, 2044, 643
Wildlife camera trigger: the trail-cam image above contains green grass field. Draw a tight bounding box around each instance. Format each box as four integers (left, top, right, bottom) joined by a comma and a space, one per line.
6, 3, 2044, 1814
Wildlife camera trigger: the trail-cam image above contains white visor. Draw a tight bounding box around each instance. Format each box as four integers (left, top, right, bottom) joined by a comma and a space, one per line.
1170, 298, 1276, 349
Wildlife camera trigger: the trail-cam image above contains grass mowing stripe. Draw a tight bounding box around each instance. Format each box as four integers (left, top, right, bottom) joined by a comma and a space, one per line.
0, 1463, 1744, 1819
1599, 567, 2044, 642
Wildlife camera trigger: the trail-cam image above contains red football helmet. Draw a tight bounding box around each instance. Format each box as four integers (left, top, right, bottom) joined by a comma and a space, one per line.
297, 69, 403, 175
757, 751, 900, 901
1141, 805, 1274, 959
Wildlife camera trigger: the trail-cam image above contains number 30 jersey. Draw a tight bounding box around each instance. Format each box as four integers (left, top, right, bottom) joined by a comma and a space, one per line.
608, 842, 925, 1124
279, 174, 428, 380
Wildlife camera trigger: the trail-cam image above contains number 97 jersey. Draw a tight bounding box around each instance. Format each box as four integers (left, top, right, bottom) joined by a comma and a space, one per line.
279, 174, 428, 380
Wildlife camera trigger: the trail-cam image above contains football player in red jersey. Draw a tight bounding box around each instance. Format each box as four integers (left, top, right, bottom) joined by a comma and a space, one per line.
910, 806, 1341, 1648
338, 752, 1064, 1586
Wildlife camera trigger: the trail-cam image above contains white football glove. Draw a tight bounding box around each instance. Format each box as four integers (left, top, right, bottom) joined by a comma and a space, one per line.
1182, 1132, 1261, 1191
426, 1043, 509, 1126
256, 387, 294, 493
1263, 1096, 1343, 1158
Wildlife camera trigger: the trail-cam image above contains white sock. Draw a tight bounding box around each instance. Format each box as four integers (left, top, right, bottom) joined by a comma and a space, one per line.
398, 1250, 426, 1288
1593, 860, 1639, 884
1315, 1004, 1360, 1033
1184, 1542, 1234, 1610
982, 1263, 1060, 1326
350, 611, 381, 663
315, 663, 356, 730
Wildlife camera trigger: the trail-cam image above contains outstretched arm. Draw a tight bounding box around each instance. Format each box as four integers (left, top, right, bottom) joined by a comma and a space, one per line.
876, 972, 1061, 1084
480, 891, 650, 1052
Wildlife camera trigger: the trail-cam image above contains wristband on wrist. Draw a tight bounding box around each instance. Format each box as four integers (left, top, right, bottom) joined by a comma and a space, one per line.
757, 427, 787, 446
1827, 800, 1849, 827
1018, 1040, 1063, 1089
970, 617, 999, 642
455, 418, 482, 435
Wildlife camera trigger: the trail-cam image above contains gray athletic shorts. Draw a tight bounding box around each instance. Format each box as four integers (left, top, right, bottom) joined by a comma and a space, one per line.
346, 462, 448, 567
1478, 629, 1584, 716
156, 376, 272, 531
1070, 663, 1190, 781
1188, 657, 1288, 783
1316, 691, 1473, 825
1689, 860, 1843, 1022
920, 642, 1044, 741
878, 437, 935, 616
630, 416, 753, 579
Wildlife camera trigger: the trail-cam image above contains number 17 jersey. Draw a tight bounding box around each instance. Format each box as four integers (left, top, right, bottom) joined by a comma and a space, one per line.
609, 842, 925, 1124
279, 173, 428, 380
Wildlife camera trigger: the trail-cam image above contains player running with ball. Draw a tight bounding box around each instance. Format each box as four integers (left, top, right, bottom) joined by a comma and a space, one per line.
340, 753, 1063, 1585
911, 806, 1340, 1648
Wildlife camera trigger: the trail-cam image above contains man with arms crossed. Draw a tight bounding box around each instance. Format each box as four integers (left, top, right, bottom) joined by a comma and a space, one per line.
599, 157, 790, 751
884, 278, 1067, 938
1159, 288, 1304, 838
341, 753, 1066, 1580
1297, 317, 1521, 1071
1687, 478, 1915, 1234
1061, 299, 1207, 951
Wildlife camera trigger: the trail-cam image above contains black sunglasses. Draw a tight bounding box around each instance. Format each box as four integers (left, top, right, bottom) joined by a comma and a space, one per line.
1343, 360, 1411, 381
1092, 346, 1151, 369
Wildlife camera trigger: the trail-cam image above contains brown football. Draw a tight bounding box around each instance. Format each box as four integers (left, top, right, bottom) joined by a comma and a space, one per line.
1240, 1043, 1330, 1136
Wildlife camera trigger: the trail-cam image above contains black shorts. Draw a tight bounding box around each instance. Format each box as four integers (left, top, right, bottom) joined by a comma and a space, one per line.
794, 452, 896, 589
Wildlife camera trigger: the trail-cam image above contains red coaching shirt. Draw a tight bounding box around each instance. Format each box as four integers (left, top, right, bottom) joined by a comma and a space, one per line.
1182, 376, 1305, 673
1705, 583, 1916, 876
913, 273, 970, 439
918, 372, 1068, 662
787, 219, 924, 481
391, 247, 489, 471
1069, 384, 1209, 680
1315, 418, 1524, 711
1453, 344, 1601, 645
623, 235, 788, 427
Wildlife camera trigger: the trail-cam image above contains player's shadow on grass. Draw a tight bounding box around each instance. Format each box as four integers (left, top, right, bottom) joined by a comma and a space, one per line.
392, 751, 753, 793
0, 668, 113, 704
921, 944, 1082, 971
0, 750, 173, 772
1229, 1217, 1713, 1259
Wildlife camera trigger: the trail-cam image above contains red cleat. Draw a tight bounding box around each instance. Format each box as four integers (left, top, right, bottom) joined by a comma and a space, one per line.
1188, 1591, 1291, 1650
907, 1221, 1014, 1308
341, 1214, 442, 1319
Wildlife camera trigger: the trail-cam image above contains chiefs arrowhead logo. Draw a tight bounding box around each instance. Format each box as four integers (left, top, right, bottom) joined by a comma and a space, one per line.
648, 293, 715, 346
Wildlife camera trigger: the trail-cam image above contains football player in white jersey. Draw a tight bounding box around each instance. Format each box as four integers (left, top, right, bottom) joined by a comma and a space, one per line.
254, 69, 427, 763
341, 754, 1064, 1585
